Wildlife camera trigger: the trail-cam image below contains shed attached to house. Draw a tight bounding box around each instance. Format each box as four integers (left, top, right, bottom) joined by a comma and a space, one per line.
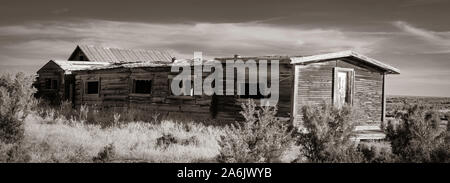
35, 60, 110, 104
290, 50, 400, 128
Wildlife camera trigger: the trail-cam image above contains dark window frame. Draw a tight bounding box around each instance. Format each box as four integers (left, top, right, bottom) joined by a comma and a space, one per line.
52, 80, 58, 89
45, 78, 52, 89
132, 79, 153, 94
238, 82, 270, 99
85, 81, 100, 95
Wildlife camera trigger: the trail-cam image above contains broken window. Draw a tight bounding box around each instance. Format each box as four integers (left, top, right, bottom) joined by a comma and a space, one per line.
52, 80, 58, 89
86, 81, 99, 94
45, 79, 52, 89
133, 80, 152, 94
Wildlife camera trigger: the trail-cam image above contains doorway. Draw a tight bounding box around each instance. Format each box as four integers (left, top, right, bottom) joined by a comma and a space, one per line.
333, 67, 354, 108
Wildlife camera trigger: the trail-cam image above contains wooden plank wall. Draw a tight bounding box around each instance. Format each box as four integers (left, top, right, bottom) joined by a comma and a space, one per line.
337, 59, 383, 124
292, 59, 384, 127
36, 63, 64, 101
74, 66, 214, 120
213, 59, 293, 121
293, 61, 335, 127
74, 60, 293, 122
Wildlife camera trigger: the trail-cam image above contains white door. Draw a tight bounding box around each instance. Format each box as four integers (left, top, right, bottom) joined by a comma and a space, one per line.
336, 71, 348, 108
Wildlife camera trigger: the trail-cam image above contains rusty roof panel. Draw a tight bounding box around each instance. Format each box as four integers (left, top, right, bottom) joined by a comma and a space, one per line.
77, 45, 174, 63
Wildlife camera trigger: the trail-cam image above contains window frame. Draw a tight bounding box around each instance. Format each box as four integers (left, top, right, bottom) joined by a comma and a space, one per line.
237, 82, 270, 99
43, 78, 59, 90
132, 79, 153, 95
44, 78, 52, 89
51, 79, 58, 90
85, 80, 100, 95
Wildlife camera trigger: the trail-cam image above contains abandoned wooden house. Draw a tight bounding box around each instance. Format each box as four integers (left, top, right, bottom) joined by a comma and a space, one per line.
36, 46, 400, 136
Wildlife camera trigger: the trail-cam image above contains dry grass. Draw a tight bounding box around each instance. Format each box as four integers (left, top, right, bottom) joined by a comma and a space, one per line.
20, 113, 224, 163
15, 111, 301, 163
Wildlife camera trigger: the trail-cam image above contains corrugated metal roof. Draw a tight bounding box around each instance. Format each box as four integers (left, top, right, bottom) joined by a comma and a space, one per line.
76, 45, 175, 63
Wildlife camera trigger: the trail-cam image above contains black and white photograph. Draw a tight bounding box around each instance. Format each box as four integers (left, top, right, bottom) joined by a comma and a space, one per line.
0, 0, 448, 173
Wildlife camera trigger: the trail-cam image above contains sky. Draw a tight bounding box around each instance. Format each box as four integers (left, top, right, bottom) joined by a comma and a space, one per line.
0, 0, 449, 97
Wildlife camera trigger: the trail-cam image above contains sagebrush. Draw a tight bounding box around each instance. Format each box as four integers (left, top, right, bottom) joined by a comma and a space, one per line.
295, 103, 365, 163
385, 103, 449, 163
217, 99, 293, 163
0, 72, 36, 144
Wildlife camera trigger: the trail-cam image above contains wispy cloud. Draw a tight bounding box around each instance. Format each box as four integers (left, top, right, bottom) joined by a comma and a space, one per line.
0, 19, 384, 66
393, 21, 441, 41
393, 21, 449, 43
392, 21, 450, 54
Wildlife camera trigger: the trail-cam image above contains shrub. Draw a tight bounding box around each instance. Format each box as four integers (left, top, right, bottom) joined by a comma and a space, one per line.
0, 141, 31, 163
156, 132, 201, 150
181, 136, 200, 146
295, 103, 364, 163
357, 142, 398, 163
385, 103, 448, 163
156, 133, 178, 149
67, 146, 91, 163
217, 99, 293, 163
93, 143, 116, 163
34, 89, 61, 106
0, 73, 36, 144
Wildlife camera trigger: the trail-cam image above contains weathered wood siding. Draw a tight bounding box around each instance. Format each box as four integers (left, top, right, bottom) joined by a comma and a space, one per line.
73, 59, 293, 122
213, 59, 293, 121
293, 59, 384, 127
74, 66, 215, 120
292, 61, 336, 127
36, 62, 64, 101
337, 59, 383, 124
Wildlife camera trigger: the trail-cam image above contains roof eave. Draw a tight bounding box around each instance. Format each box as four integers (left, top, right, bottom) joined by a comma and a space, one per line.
290, 50, 400, 74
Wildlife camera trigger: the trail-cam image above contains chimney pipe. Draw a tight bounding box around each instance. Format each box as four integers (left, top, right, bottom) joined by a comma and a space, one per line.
194, 52, 202, 62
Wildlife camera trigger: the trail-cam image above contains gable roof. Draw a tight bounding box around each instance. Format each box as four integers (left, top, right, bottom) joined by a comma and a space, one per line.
38, 60, 111, 74
68, 45, 175, 63
290, 50, 400, 74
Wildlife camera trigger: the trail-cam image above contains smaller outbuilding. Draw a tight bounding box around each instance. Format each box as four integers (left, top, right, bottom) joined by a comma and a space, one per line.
35, 45, 176, 104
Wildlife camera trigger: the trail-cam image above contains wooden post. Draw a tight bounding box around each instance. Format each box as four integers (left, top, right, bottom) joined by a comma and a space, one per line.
381, 73, 386, 124
291, 65, 299, 122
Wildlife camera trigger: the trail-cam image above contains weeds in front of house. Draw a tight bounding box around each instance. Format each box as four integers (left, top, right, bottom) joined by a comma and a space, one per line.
1, 72, 448, 163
